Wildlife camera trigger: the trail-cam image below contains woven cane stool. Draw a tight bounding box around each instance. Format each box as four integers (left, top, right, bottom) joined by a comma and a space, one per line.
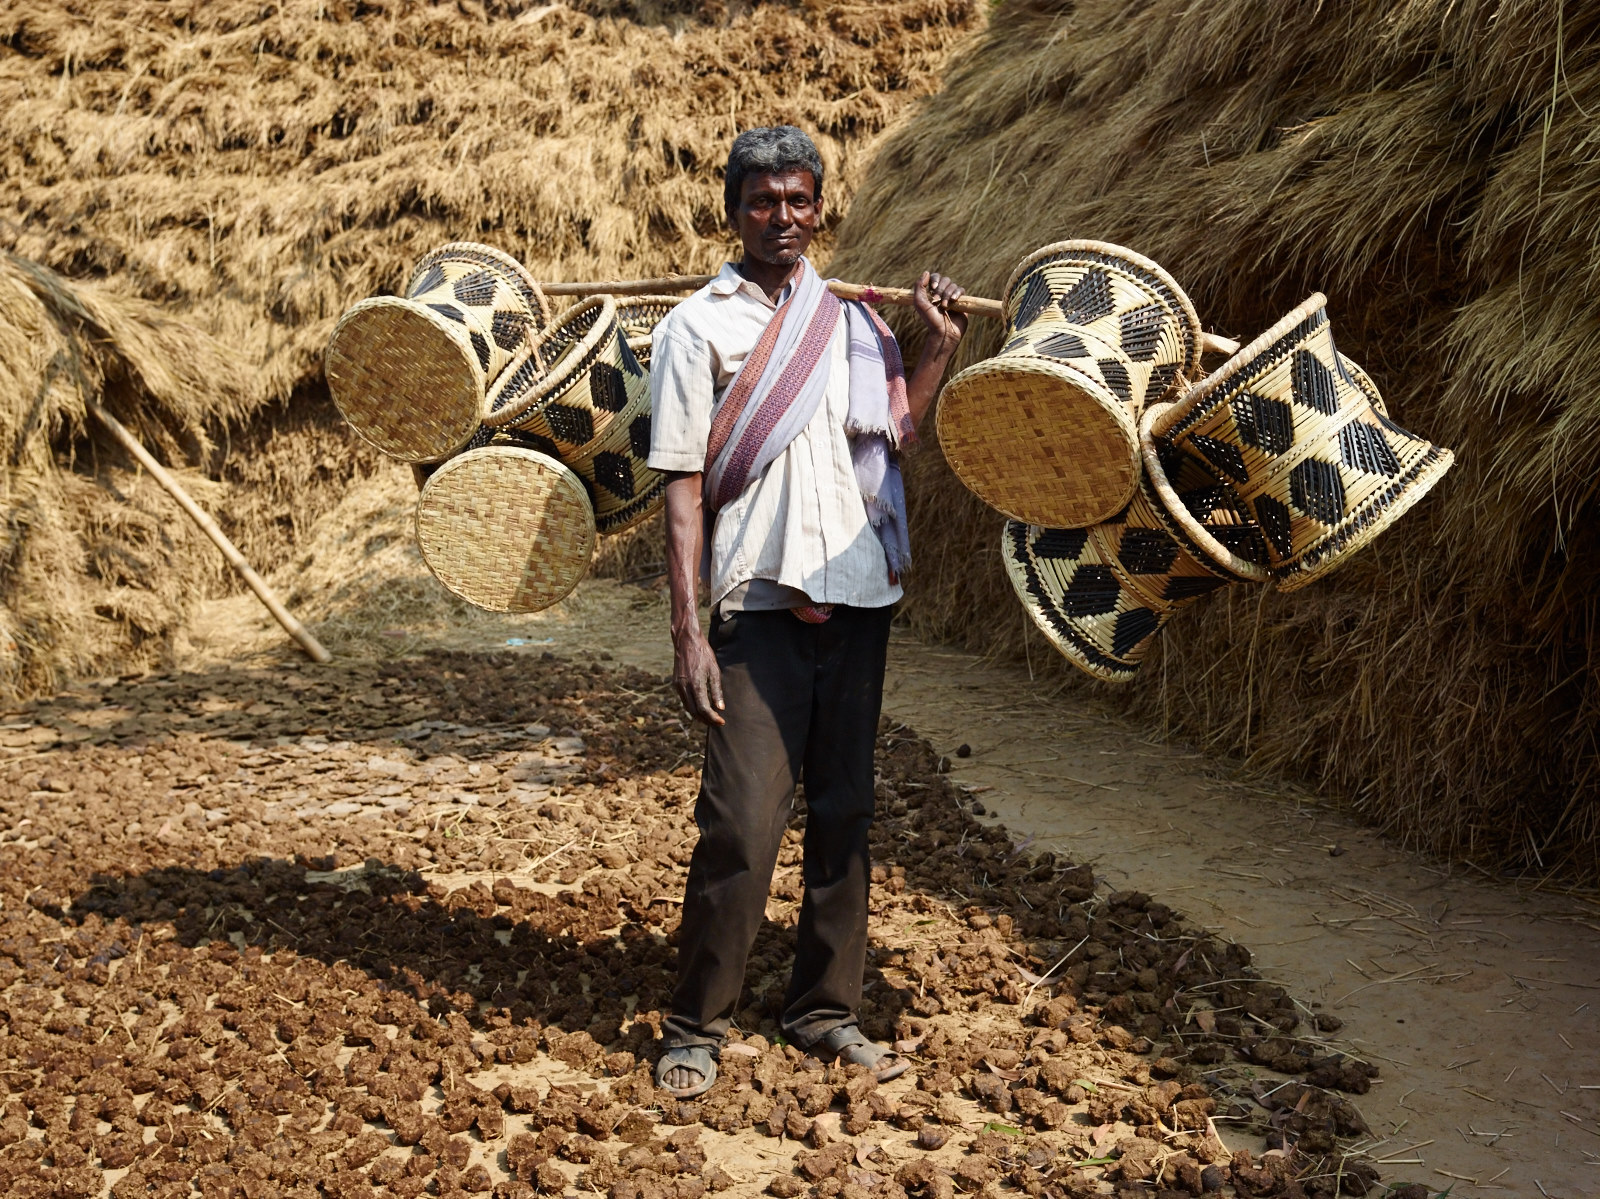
325, 242, 549, 463
482, 297, 632, 450
482, 296, 666, 534
415, 446, 595, 613
939, 241, 1204, 529
1003, 406, 1268, 683
1149, 295, 1454, 591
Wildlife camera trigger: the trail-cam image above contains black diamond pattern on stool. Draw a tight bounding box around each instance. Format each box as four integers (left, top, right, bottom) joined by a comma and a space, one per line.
1191, 434, 1249, 483
1291, 349, 1340, 415
1034, 527, 1089, 560
1180, 485, 1231, 521
1118, 304, 1166, 361
1117, 528, 1179, 575
1255, 495, 1294, 559
1290, 458, 1346, 525
1233, 392, 1295, 456
593, 451, 636, 500
1056, 269, 1114, 324
427, 302, 467, 324
621, 339, 644, 377
542, 403, 594, 447
491, 310, 529, 352
1164, 575, 1230, 601
1112, 609, 1161, 657
469, 331, 491, 372
629, 414, 652, 460
589, 362, 629, 413
1097, 360, 1133, 406
409, 264, 447, 297
1012, 273, 1051, 333
520, 431, 562, 459
1338, 421, 1400, 476
1060, 564, 1120, 616
1035, 331, 1088, 359
452, 270, 498, 307
1209, 524, 1271, 566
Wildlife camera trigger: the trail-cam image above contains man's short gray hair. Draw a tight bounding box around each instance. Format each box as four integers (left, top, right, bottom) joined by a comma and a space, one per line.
723, 126, 824, 213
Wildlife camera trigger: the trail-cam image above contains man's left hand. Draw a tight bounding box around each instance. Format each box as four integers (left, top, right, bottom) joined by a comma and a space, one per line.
912, 270, 969, 352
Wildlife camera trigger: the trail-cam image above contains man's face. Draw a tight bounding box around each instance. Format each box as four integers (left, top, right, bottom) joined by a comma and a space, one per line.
728, 169, 822, 267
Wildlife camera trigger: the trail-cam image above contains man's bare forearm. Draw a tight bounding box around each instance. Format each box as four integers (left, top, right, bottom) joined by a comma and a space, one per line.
663, 470, 726, 725
906, 336, 960, 431
664, 472, 704, 642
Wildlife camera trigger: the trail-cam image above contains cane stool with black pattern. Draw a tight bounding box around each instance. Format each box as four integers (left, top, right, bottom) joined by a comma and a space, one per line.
325, 242, 549, 463
1149, 294, 1454, 591
939, 241, 1204, 529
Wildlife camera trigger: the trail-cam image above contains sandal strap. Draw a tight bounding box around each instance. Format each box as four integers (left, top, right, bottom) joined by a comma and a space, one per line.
658, 1045, 713, 1074
813, 1025, 871, 1055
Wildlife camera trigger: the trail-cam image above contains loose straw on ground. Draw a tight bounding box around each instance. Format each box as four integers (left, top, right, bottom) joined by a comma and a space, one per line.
87, 402, 331, 664
542, 275, 1242, 356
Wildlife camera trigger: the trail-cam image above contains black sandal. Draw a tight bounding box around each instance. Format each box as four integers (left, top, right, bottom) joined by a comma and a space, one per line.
812, 1025, 909, 1082
654, 1044, 718, 1099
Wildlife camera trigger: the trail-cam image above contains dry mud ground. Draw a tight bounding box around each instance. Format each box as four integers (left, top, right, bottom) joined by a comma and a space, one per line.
0, 560, 1595, 1199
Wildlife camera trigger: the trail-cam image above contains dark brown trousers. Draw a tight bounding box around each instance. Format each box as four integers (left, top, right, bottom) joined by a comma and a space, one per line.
662, 604, 892, 1052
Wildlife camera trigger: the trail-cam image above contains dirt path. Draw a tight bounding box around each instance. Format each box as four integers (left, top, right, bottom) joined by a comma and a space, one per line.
881, 648, 1600, 1198
185, 566, 1600, 1197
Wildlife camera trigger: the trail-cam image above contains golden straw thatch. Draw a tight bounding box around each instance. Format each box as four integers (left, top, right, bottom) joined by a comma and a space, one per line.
0, 252, 255, 695
829, 0, 1600, 881
0, 0, 982, 692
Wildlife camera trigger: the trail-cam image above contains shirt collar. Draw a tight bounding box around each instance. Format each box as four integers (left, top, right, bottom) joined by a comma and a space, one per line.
708, 262, 746, 297
710, 260, 803, 309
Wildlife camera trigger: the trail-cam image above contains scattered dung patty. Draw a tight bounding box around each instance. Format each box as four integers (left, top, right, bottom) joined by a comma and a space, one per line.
0, 652, 1381, 1197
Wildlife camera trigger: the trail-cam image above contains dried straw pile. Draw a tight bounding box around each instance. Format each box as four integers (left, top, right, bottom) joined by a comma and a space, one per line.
0, 253, 245, 695
0, 0, 981, 693
829, 0, 1600, 881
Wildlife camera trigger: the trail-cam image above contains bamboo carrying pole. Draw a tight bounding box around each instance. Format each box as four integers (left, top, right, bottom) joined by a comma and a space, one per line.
87, 402, 332, 664
542, 274, 1242, 356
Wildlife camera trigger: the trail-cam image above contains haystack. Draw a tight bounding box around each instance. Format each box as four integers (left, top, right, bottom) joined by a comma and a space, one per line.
0, 0, 982, 693
828, 0, 1600, 880
0, 253, 254, 695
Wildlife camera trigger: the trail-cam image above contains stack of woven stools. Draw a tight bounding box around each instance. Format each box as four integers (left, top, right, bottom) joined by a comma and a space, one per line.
939, 242, 1454, 682
325, 244, 676, 613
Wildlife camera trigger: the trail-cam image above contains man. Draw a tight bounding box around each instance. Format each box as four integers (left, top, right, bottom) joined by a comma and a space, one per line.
646, 126, 967, 1098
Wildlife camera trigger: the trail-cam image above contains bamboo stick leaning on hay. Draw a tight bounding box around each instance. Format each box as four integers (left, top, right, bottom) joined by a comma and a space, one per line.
542, 275, 1242, 356
86, 402, 333, 665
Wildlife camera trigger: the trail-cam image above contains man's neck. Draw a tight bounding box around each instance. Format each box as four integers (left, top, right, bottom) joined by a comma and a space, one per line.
735, 256, 803, 304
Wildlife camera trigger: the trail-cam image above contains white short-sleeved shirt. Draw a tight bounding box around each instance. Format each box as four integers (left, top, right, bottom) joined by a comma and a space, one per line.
646, 263, 902, 612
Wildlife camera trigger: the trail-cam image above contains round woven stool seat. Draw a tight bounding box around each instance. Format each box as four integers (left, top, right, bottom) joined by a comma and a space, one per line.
1003, 408, 1268, 683
325, 242, 548, 463
416, 447, 595, 613
1151, 294, 1454, 591
938, 241, 1204, 528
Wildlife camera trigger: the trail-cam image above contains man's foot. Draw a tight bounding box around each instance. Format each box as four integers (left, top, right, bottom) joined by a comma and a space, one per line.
654, 1045, 718, 1099
811, 1025, 910, 1082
